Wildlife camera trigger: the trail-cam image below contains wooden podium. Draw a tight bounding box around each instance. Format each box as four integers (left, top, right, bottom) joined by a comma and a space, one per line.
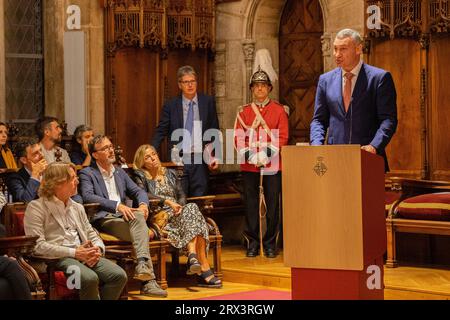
281, 145, 386, 300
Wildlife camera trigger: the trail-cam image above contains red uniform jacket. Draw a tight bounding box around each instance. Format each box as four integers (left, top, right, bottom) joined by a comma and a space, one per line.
234, 99, 289, 173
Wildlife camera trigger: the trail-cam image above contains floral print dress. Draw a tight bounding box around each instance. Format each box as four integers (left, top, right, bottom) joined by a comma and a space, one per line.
155, 173, 211, 253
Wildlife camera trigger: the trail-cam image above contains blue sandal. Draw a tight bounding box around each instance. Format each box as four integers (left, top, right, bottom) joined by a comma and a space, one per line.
197, 269, 222, 288
186, 253, 201, 275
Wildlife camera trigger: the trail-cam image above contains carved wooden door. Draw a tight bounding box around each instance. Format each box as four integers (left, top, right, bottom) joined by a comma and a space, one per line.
279, 0, 324, 144
108, 49, 160, 163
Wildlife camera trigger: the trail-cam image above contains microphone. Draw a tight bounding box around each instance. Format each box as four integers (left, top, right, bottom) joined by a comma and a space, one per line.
348, 97, 353, 144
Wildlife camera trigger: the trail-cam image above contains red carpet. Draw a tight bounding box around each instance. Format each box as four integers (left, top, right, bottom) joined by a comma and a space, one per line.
198, 289, 291, 300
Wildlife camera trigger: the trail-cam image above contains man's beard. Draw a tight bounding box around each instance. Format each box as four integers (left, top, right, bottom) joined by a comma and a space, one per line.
51, 135, 62, 144
107, 157, 116, 164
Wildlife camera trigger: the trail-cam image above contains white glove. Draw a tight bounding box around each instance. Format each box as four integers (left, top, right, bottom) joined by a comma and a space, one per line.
248, 151, 269, 167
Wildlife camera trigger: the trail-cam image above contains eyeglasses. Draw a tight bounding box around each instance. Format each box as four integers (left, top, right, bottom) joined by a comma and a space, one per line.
95, 144, 114, 152
179, 80, 197, 86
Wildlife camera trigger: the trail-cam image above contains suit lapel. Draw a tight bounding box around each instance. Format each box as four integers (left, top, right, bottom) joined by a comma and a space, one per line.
334, 69, 346, 115
175, 96, 184, 129
351, 63, 368, 107
19, 167, 31, 183
113, 168, 124, 202
197, 94, 208, 133
44, 198, 67, 232
92, 162, 109, 199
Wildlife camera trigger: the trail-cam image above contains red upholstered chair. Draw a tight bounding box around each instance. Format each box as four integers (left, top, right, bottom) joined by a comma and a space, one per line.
386, 178, 450, 268
395, 193, 450, 221
384, 178, 402, 216
3, 203, 78, 300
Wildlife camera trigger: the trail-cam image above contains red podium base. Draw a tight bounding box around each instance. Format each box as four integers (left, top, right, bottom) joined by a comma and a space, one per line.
291, 257, 384, 300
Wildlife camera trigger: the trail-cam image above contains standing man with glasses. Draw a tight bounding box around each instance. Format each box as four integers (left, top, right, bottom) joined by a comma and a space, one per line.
151, 65, 220, 197
78, 135, 167, 297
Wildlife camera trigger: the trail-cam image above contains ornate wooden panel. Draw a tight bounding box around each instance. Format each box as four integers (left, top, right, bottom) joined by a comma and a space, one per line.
370, 40, 423, 178
109, 49, 159, 161
429, 38, 450, 181
365, 0, 450, 180
279, 0, 324, 144
103, 0, 215, 161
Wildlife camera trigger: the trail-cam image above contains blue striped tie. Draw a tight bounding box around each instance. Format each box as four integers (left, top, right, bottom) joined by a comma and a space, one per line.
184, 101, 194, 152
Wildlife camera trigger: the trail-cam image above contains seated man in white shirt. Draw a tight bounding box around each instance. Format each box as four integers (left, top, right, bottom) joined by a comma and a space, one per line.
24, 162, 127, 300
35, 117, 71, 164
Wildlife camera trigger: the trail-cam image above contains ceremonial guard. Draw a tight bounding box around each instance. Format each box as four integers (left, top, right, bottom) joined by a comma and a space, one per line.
234, 66, 289, 258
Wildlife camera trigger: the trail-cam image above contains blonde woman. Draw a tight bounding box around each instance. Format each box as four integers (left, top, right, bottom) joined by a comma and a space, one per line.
132, 144, 222, 288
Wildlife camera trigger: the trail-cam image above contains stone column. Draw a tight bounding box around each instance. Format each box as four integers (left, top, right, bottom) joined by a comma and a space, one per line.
43, 0, 65, 120
321, 32, 333, 72
242, 39, 255, 104
42, 0, 104, 132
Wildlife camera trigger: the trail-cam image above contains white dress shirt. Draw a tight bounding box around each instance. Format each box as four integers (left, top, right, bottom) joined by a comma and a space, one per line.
40, 143, 71, 164
53, 197, 81, 255
98, 164, 121, 212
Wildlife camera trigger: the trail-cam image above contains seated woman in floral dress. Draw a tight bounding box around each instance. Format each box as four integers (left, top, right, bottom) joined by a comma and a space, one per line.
132, 144, 222, 288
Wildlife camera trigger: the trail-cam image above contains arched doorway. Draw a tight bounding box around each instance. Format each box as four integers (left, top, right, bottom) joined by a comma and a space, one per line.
279, 0, 324, 143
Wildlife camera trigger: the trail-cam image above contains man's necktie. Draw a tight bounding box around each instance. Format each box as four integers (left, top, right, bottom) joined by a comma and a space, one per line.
184, 101, 194, 152
343, 72, 354, 112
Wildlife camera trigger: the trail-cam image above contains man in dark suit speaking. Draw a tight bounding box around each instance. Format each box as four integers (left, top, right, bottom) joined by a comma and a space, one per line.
151, 65, 219, 196
310, 28, 398, 171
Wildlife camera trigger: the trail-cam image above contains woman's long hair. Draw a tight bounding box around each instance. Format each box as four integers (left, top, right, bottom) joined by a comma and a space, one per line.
132, 144, 165, 180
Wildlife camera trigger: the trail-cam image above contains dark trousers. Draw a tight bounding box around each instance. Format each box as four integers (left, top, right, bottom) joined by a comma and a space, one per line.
242, 171, 281, 251
0, 256, 32, 300
181, 154, 209, 196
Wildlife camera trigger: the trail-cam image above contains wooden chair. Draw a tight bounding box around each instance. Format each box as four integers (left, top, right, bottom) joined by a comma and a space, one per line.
386, 177, 450, 267
83, 203, 170, 290
3, 202, 80, 300
0, 235, 46, 300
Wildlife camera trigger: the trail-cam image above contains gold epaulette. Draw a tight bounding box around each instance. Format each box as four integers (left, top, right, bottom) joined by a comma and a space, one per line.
272, 100, 290, 116
237, 104, 248, 113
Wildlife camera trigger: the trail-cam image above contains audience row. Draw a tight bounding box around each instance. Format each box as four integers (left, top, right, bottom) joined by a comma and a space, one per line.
0, 118, 221, 300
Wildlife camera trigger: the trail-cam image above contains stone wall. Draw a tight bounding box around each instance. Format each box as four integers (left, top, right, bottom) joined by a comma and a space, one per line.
43, 0, 104, 134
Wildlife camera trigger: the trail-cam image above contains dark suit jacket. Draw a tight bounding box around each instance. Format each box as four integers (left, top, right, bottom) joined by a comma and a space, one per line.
6, 167, 83, 203
78, 161, 149, 221
6, 168, 40, 203
151, 93, 219, 156
69, 147, 87, 166
132, 169, 186, 206
310, 63, 398, 170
